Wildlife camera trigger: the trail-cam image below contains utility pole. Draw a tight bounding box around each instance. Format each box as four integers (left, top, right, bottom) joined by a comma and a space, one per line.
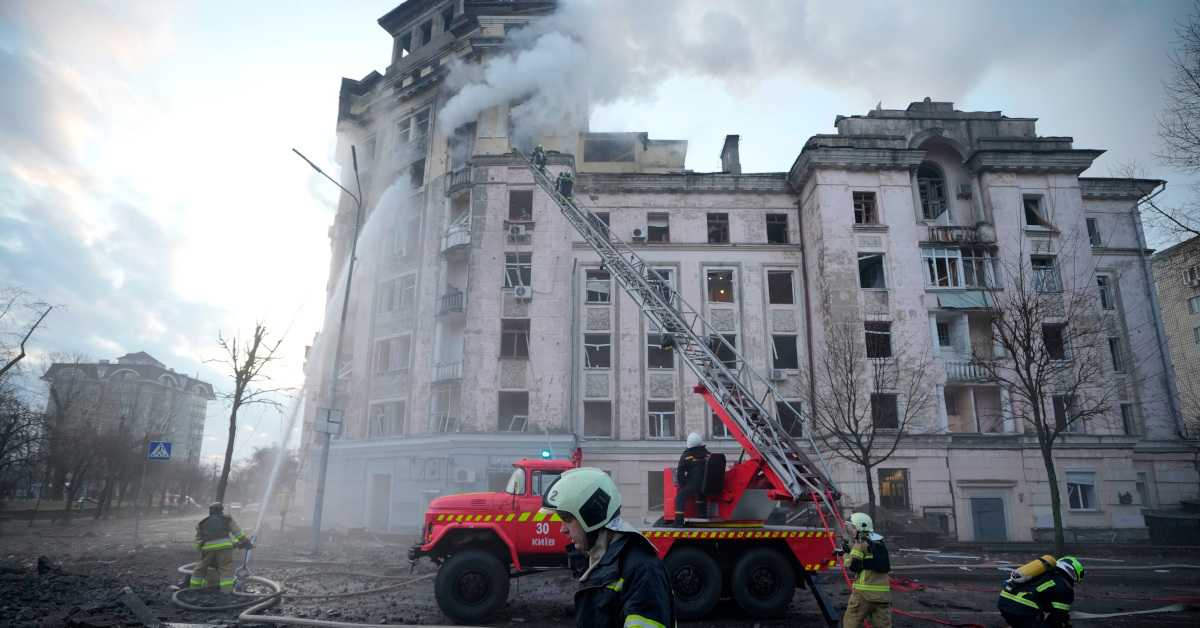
293, 146, 364, 554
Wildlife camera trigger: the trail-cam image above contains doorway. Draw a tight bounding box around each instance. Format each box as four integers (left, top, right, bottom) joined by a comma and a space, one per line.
970, 497, 1006, 542
368, 474, 392, 532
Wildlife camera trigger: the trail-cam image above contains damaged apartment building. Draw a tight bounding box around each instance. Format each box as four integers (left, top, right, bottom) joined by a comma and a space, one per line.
299, 0, 1197, 542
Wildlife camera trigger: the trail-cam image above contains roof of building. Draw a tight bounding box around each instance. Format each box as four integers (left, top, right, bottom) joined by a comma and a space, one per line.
42, 354, 215, 399
1151, 233, 1200, 261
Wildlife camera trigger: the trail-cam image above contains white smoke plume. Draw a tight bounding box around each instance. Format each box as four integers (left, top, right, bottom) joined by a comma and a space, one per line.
438, 0, 1151, 136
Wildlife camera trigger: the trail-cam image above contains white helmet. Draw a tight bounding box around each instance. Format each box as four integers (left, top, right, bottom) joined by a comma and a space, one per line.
686, 432, 703, 448
848, 512, 874, 533
540, 467, 621, 533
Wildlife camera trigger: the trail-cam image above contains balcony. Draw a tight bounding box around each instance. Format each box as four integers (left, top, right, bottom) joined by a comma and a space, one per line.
433, 361, 463, 383
441, 223, 471, 259
437, 290, 465, 317
944, 360, 993, 382
928, 225, 995, 244
445, 166, 472, 196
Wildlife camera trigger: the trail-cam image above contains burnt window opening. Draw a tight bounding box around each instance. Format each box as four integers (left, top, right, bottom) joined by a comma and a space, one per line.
1042, 323, 1067, 360
419, 20, 433, 45
771, 335, 799, 370
878, 468, 910, 509
396, 32, 412, 59
917, 162, 947, 220
777, 401, 804, 437
504, 252, 532, 288
584, 401, 612, 437
865, 321, 892, 358
1086, 217, 1102, 246
509, 190, 533, 221
647, 333, 675, 369
708, 334, 738, 368
409, 159, 426, 188
1052, 395, 1077, 431
853, 191, 878, 224
583, 137, 636, 162
766, 214, 789, 244
707, 213, 730, 244
1031, 256, 1061, 293
767, 270, 794, 305
595, 212, 610, 227
440, 5, 455, 31
586, 269, 611, 304
498, 392, 529, 432
584, 333, 611, 369
500, 319, 531, 359
647, 213, 670, 242
707, 269, 734, 303
858, 253, 887, 289
871, 393, 899, 429
1024, 196, 1053, 228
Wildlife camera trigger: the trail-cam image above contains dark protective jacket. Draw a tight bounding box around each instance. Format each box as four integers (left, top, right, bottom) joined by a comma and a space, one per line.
194, 514, 247, 552
846, 537, 891, 602
998, 570, 1074, 626
573, 531, 675, 628
675, 445, 709, 489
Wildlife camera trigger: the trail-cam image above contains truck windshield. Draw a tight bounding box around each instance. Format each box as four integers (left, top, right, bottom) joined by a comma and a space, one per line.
531, 471, 561, 496
505, 468, 525, 495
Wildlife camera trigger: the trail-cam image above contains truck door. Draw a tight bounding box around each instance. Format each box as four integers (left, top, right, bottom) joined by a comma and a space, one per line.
516, 469, 568, 554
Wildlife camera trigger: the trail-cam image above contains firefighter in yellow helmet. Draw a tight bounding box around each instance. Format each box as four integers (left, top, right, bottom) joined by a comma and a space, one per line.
842, 512, 891, 627
189, 502, 252, 591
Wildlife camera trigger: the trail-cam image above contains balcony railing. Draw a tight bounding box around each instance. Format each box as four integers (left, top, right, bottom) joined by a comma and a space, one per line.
433, 361, 463, 383
945, 360, 993, 382
441, 224, 471, 256
445, 166, 472, 196
437, 290, 465, 316
929, 225, 994, 244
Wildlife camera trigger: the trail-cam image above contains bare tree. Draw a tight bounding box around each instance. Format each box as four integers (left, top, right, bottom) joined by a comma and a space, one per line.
974, 250, 1114, 555
0, 378, 44, 498
1155, 1, 1200, 239
212, 324, 286, 502
0, 287, 52, 381
800, 311, 934, 522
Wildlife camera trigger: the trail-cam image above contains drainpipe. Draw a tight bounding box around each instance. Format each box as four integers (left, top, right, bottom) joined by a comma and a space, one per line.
1133, 180, 1185, 437
795, 196, 818, 429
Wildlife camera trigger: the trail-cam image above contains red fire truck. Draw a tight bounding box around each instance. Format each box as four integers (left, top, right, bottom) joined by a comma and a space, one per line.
407, 154, 846, 625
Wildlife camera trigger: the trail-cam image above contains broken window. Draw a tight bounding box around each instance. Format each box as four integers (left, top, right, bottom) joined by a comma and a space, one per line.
374, 336, 412, 373
419, 19, 433, 45
409, 159, 426, 188
1053, 394, 1078, 431
853, 191, 878, 224
771, 335, 799, 370
440, 4, 455, 31
962, 247, 997, 288
923, 247, 962, 288
708, 334, 738, 368
647, 213, 670, 242
707, 269, 734, 303
766, 213, 789, 244
583, 333, 611, 368
396, 32, 412, 59
1109, 337, 1126, 372
584, 401, 612, 437
1042, 324, 1067, 360
369, 401, 406, 437
1024, 196, 1052, 228
707, 213, 730, 244
1031, 256, 1061, 293
585, 269, 611, 304
379, 274, 417, 313
583, 137, 636, 162
1097, 275, 1114, 310
500, 319, 530, 358
595, 212, 610, 228
767, 270, 794, 305
917, 162, 947, 220
936, 321, 952, 348
498, 391, 529, 432
1121, 403, 1137, 436
509, 190, 533, 221
647, 333, 674, 369
858, 253, 887, 289
1066, 471, 1096, 509
871, 393, 899, 429
865, 322, 892, 359
504, 252, 532, 288
1086, 217, 1101, 246
777, 401, 803, 437
878, 468, 910, 509
647, 401, 676, 438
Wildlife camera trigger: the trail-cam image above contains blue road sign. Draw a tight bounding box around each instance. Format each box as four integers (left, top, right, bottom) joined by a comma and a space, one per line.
147, 441, 172, 460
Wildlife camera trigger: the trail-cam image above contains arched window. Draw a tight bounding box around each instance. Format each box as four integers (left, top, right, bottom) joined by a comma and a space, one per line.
917, 162, 947, 220
159, 375, 179, 389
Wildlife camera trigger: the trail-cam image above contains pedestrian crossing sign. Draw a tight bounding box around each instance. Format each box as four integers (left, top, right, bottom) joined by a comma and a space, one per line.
147, 441, 172, 460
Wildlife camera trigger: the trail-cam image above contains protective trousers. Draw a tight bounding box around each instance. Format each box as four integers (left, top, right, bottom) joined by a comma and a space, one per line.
190, 548, 235, 591
842, 590, 892, 628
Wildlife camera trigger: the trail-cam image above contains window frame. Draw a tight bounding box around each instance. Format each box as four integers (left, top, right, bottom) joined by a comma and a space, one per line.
374, 335, 412, 373
877, 468, 911, 510
1023, 195, 1053, 229
1120, 403, 1137, 435
1188, 295, 1200, 315
1086, 217, 1102, 246
706, 269, 736, 303
776, 400, 804, 437
1108, 337, 1126, 372
585, 269, 611, 304
500, 319, 531, 359
498, 391, 530, 432
1042, 323, 1068, 361
508, 189, 534, 222
647, 401, 677, 439
1097, 275, 1114, 310
583, 401, 613, 438
771, 334, 800, 370
1031, 256, 1062, 293
583, 333, 612, 369
766, 269, 795, 305
1065, 471, 1098, 511
853, 191, 878, 225
871, 393, 899, 429
864, 321, 893, 359
858, 253, 887, 290
706, 212, 730, 244
646, 212, 670, 243
765, 213, 789, 244
504, 252, 533, 288
916, 162, 947, 220
646, 333, 675, 370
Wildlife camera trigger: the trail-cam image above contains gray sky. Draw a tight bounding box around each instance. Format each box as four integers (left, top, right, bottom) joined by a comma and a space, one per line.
0, 0, 1193, 463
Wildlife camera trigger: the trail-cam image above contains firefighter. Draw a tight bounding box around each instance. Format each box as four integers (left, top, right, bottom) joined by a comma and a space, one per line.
998, 556, 1083, 628
189, 502, 252, 592
532, 144, 547, 172
842, 512, 891, 628
673, 432, 710, 526
556, 170, 575, 198
541, 467, 675, 628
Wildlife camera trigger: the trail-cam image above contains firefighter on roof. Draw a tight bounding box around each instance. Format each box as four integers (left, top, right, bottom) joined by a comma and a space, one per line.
842, 512, 892, 627
541, 467, 675, 628
998, 555, 1082, 627
190, 502, 252, 591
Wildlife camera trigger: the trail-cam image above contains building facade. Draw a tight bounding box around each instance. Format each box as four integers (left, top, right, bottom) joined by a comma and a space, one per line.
1153, 235, 1200, 433
300, 0, 1198, 540
43, 351, 214, 467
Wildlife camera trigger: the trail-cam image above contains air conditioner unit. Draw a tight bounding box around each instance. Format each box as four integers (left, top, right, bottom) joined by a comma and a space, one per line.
956, 184, 973, 199
508, 224, 528, 238
631, 228, 646, 242
453, 467, 476, 484
769, 369, 787, 382
513, 285, 533, 301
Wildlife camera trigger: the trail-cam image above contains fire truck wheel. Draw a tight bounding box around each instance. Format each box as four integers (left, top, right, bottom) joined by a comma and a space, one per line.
731, 547, 795, 618
663, 547, 721, 620
435, 549, 510, 624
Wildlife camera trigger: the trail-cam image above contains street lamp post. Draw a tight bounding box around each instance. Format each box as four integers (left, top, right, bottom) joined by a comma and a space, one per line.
293, 146, 364, 555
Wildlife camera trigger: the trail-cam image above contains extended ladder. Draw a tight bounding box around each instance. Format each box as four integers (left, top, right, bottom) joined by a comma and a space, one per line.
519, 153, 837, 501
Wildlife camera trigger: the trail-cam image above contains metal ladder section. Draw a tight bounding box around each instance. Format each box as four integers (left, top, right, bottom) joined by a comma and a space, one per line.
518, 153, 837, 501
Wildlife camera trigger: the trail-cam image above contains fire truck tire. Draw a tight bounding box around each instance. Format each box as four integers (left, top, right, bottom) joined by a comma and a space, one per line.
730, 547, 795, 618
663, 547, 721, 620
435, 549, 510, 624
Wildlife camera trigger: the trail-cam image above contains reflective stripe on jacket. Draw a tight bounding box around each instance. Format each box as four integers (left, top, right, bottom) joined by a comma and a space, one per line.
997, 571, 1074, 626
194, 514, 246, 551
573, 529, 675, 628
847, 538, 891, 600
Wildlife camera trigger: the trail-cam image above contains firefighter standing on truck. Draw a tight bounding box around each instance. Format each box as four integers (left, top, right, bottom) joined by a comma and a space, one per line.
673, 432, 709, 526
541, 467, 675, 628
190, 502, 252, 591
998, 555, 1083, 627
842, 512, 891, 628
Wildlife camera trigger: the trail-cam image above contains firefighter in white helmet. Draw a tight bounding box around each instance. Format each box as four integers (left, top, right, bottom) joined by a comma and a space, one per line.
842, 512, 891, 627
541, 467, 675, 628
